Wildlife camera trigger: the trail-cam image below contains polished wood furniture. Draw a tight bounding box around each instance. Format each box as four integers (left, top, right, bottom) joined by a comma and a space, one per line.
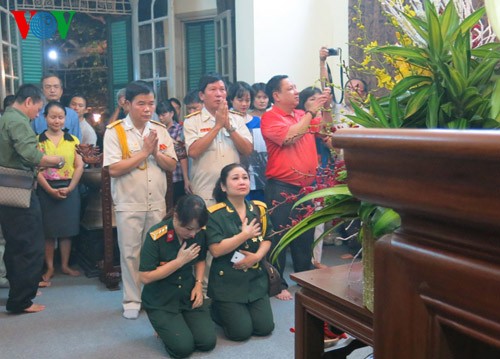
291, 262, 373, 359
333, 129, 500, 358
101, 166, 121, 290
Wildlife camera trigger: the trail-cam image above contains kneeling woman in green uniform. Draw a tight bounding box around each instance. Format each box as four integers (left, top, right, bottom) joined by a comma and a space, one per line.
206, 163, 275, 341
139, 195, 216, 358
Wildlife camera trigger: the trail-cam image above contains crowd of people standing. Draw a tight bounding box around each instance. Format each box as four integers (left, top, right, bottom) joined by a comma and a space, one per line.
0, 47, 368, 357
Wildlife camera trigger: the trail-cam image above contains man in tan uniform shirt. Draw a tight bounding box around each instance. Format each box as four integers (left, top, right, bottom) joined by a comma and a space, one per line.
103, 81, 177, 319
183, 73, 253, 206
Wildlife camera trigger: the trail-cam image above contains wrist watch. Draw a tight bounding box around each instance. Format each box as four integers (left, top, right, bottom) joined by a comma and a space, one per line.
306, 110, 317, 118
57, 159, 65, 169
227, 125, 237, 134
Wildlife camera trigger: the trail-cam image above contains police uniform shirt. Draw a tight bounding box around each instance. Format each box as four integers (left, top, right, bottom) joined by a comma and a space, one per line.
103, 115, 177, 211
183, 107, 253, 202
205, 200, 272, 303
139, 218, 207, 313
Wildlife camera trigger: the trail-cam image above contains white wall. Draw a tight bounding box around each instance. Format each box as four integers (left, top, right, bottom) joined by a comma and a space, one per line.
235, 0, 349, 92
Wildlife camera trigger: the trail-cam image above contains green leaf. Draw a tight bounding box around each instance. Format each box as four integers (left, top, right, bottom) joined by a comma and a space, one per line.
440, 102, 454, 117
471, 43, 500, 58
358, 202, 377, 223
468, 59, 498, 87
476, 100, 493, 120
346, 101, 380, 128
293, 185, 352, 208
369, 94, 390, 128
372, 46, 428, 66
446, 117, 468, 129
451, 6, 485, 40
312, 221, 348, 249
440, 0, 460, 41
345, 114, 375, 128
371, 208, 401, 238
482, 118, 500, 128
426, 83, 440, 128
461, 87, 481, 103
405, 85, 431, 118
463, 95, 487, 115
389, 95, 402, 128
270, 201, 360, 263
491, 78, 500, 120
450, 32, 470, 78
391, 75, 433, 98
445, 66, 466, 100
400, 10, 428, 43
425, 0, 444, 59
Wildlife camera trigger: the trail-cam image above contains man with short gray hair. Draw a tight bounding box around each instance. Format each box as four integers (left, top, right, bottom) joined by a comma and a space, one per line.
31, 73, 82, 141
109, 88, 128, 123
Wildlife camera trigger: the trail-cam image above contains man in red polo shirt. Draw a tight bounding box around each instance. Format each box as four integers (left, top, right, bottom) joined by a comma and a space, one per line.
261, 75, 331, 300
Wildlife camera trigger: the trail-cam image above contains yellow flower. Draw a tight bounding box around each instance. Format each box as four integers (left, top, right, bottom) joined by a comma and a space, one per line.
365, 41, 378, 51
361, 55, 372, 66
396, 32, 414, 47
403, 5, 416, 18
374, 68, 394, 90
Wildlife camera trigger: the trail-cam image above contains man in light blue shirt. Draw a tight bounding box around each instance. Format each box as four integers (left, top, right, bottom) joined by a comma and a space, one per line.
31, 73, 82, 141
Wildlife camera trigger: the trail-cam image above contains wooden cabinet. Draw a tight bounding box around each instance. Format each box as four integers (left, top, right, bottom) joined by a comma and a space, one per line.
333, 129, 500, 358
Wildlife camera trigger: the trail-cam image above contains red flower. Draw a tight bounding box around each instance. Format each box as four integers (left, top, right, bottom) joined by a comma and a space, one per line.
166, 230, 174, 242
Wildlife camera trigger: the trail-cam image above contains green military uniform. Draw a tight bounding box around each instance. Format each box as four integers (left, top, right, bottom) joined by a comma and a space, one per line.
139, 218, 216, 358
0, 107, 44, 312
206, 200, 275, 341
0, 107, 43, 170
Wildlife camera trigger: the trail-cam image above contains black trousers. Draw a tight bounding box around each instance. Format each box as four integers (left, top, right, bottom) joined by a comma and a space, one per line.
0, 193, 44, 312
265, 179, 313, 289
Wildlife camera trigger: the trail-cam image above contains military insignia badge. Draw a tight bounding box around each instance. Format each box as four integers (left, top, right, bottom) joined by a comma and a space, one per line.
159, 143, 167, 154
150, 225, 168, 240
166, 230, 175, 242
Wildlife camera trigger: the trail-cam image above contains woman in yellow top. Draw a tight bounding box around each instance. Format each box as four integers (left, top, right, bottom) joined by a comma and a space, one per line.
37, 101, 84, 282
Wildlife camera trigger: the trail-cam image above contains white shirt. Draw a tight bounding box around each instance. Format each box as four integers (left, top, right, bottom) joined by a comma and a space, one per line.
103, 116, 177, 212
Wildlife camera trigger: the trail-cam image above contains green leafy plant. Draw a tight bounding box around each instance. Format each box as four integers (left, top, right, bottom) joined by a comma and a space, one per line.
348, 0, 500, 129
270, 0, 499, 266
270, 184, 400, 264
